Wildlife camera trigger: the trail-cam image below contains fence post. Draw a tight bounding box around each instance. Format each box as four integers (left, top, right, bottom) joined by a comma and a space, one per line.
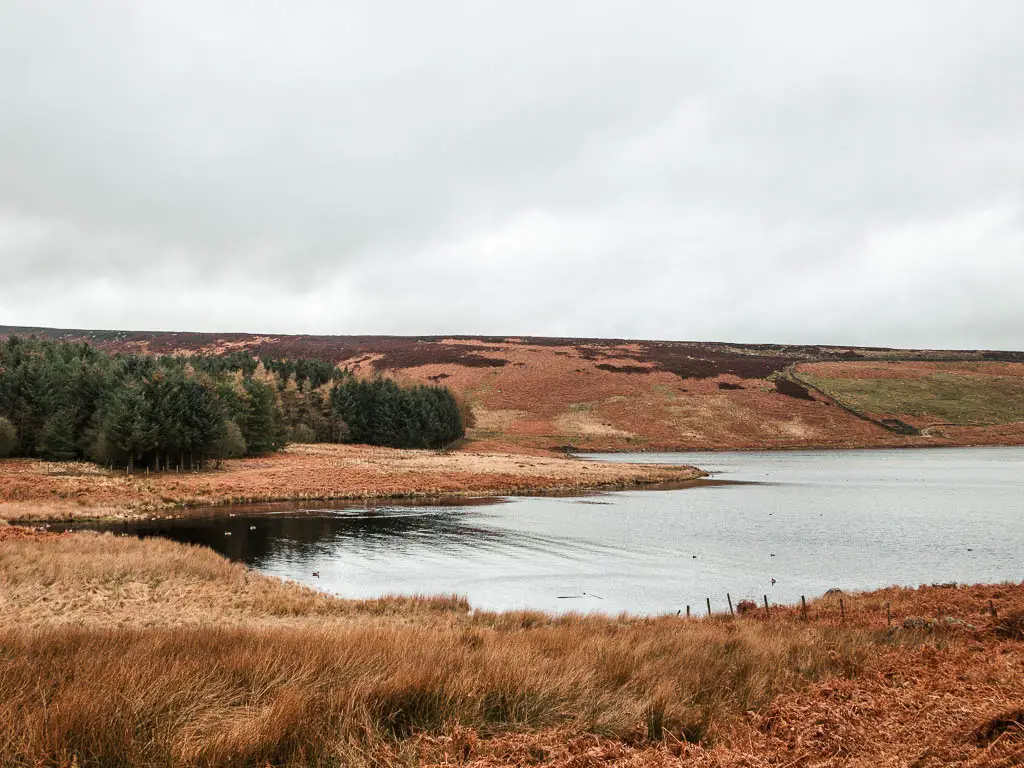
706, 597, 711, 617
727, 593, 734, 616
763, 594, 769, 616
801, 595, 807, 619
686, 605, 690, 619
840, 598, 845, 622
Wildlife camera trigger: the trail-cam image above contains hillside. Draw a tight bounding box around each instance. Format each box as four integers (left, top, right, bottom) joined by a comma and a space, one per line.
3, 326, 1023, 451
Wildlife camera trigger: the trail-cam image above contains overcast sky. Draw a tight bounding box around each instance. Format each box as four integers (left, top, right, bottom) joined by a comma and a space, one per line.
1, 1, 1022, 348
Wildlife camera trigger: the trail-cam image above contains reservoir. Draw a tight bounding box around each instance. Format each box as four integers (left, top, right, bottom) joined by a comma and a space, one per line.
75, 447, 1024, 615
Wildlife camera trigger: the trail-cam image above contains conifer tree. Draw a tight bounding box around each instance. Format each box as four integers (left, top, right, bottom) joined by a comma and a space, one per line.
101, 380, 158, 472
0, 416, 16, 457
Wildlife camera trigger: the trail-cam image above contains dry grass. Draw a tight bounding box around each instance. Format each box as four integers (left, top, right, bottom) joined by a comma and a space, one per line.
1, 530, 1023, 766
0, 531, 861, 766
0, 618, 868, 767
0, 530, 468, 628
0, 444, 704, 522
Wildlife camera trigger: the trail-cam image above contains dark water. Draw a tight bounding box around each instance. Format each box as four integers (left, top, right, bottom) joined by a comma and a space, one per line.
75, 447, 1024, 615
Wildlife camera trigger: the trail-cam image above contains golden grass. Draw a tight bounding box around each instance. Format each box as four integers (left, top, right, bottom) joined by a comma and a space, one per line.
0, 530, 468, 628
0, 531, 862, 766
0, 612, 868, 766
1, 531, 1022, 767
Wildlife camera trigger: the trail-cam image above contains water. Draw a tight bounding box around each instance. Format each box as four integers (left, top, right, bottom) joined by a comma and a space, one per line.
76, 447, 1024, 615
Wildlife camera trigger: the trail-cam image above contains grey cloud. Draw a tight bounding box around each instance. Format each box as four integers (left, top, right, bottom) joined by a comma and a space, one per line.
0, 1, 1022, 347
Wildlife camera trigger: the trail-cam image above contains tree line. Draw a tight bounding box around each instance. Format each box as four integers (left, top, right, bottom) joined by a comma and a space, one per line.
0, 338, 465, 469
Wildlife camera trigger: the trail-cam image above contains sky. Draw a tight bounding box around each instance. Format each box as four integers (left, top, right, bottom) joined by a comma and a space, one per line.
1, 1, 1022, 349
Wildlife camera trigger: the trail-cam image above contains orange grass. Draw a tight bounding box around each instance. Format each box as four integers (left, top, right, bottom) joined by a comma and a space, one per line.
1, 531, 1023, 765
0, 615, 881, 768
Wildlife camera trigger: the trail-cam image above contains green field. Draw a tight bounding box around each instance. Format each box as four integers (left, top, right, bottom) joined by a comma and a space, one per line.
799, 370, 1024, 426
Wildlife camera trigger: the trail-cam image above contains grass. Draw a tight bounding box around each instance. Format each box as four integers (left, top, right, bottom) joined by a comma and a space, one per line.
0, 531, 865, 766
0, 445, 705, 522
0, 618, 869, 767
2, 530, 1022, 767
798, 365, 1024, 426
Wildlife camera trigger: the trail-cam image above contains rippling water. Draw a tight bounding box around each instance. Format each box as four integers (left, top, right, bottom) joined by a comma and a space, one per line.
77, 447, 1024, 615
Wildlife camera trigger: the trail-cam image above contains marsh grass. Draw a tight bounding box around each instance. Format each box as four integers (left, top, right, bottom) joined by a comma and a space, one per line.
0, 617, 868, 767
3, 532, 1012, 768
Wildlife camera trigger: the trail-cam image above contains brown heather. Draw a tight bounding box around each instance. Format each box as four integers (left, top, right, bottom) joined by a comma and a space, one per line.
1, 531, 1022, 767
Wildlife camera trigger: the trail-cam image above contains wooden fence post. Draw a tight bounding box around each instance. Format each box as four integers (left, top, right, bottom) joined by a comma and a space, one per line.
763, 595, 769, 616
727, 593, 734, 616
801, 595, 807, 619
706, 597, 711, 617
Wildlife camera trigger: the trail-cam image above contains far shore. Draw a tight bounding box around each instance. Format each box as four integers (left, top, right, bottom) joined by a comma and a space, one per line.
0, 442, 705, 523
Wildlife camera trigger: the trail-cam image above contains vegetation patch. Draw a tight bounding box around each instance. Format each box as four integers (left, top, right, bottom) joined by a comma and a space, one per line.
775, 377, 814, 400
595, 364, 652, 374
2, 532, 1023, 767
0, 338, 466, 473
798, 364, 1024, 425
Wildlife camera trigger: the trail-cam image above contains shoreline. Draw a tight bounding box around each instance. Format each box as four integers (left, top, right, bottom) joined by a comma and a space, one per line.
5, 438, 1023, 523
0, 442, 707, 523
8, 475, 720, 525
575, 439, 1024, 455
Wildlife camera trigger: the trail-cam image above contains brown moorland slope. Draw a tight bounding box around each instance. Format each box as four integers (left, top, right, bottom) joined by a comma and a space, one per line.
1, 528, 1022, 767
3, 326, 1024, 451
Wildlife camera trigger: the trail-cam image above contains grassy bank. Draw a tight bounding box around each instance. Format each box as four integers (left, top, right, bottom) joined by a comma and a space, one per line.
1, 528, 1022, 766
0, 442, 705, 522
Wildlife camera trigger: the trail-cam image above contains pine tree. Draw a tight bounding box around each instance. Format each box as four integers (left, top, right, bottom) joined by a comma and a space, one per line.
101, 381, 157, 472
0, 416, 16, 457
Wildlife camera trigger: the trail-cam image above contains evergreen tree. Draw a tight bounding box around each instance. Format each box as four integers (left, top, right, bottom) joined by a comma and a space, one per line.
242, 379, 285, 454
0, 416, 16, 457
101, 381, 158, 472
0, 337, 463, 462
38, 408, 79, 460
